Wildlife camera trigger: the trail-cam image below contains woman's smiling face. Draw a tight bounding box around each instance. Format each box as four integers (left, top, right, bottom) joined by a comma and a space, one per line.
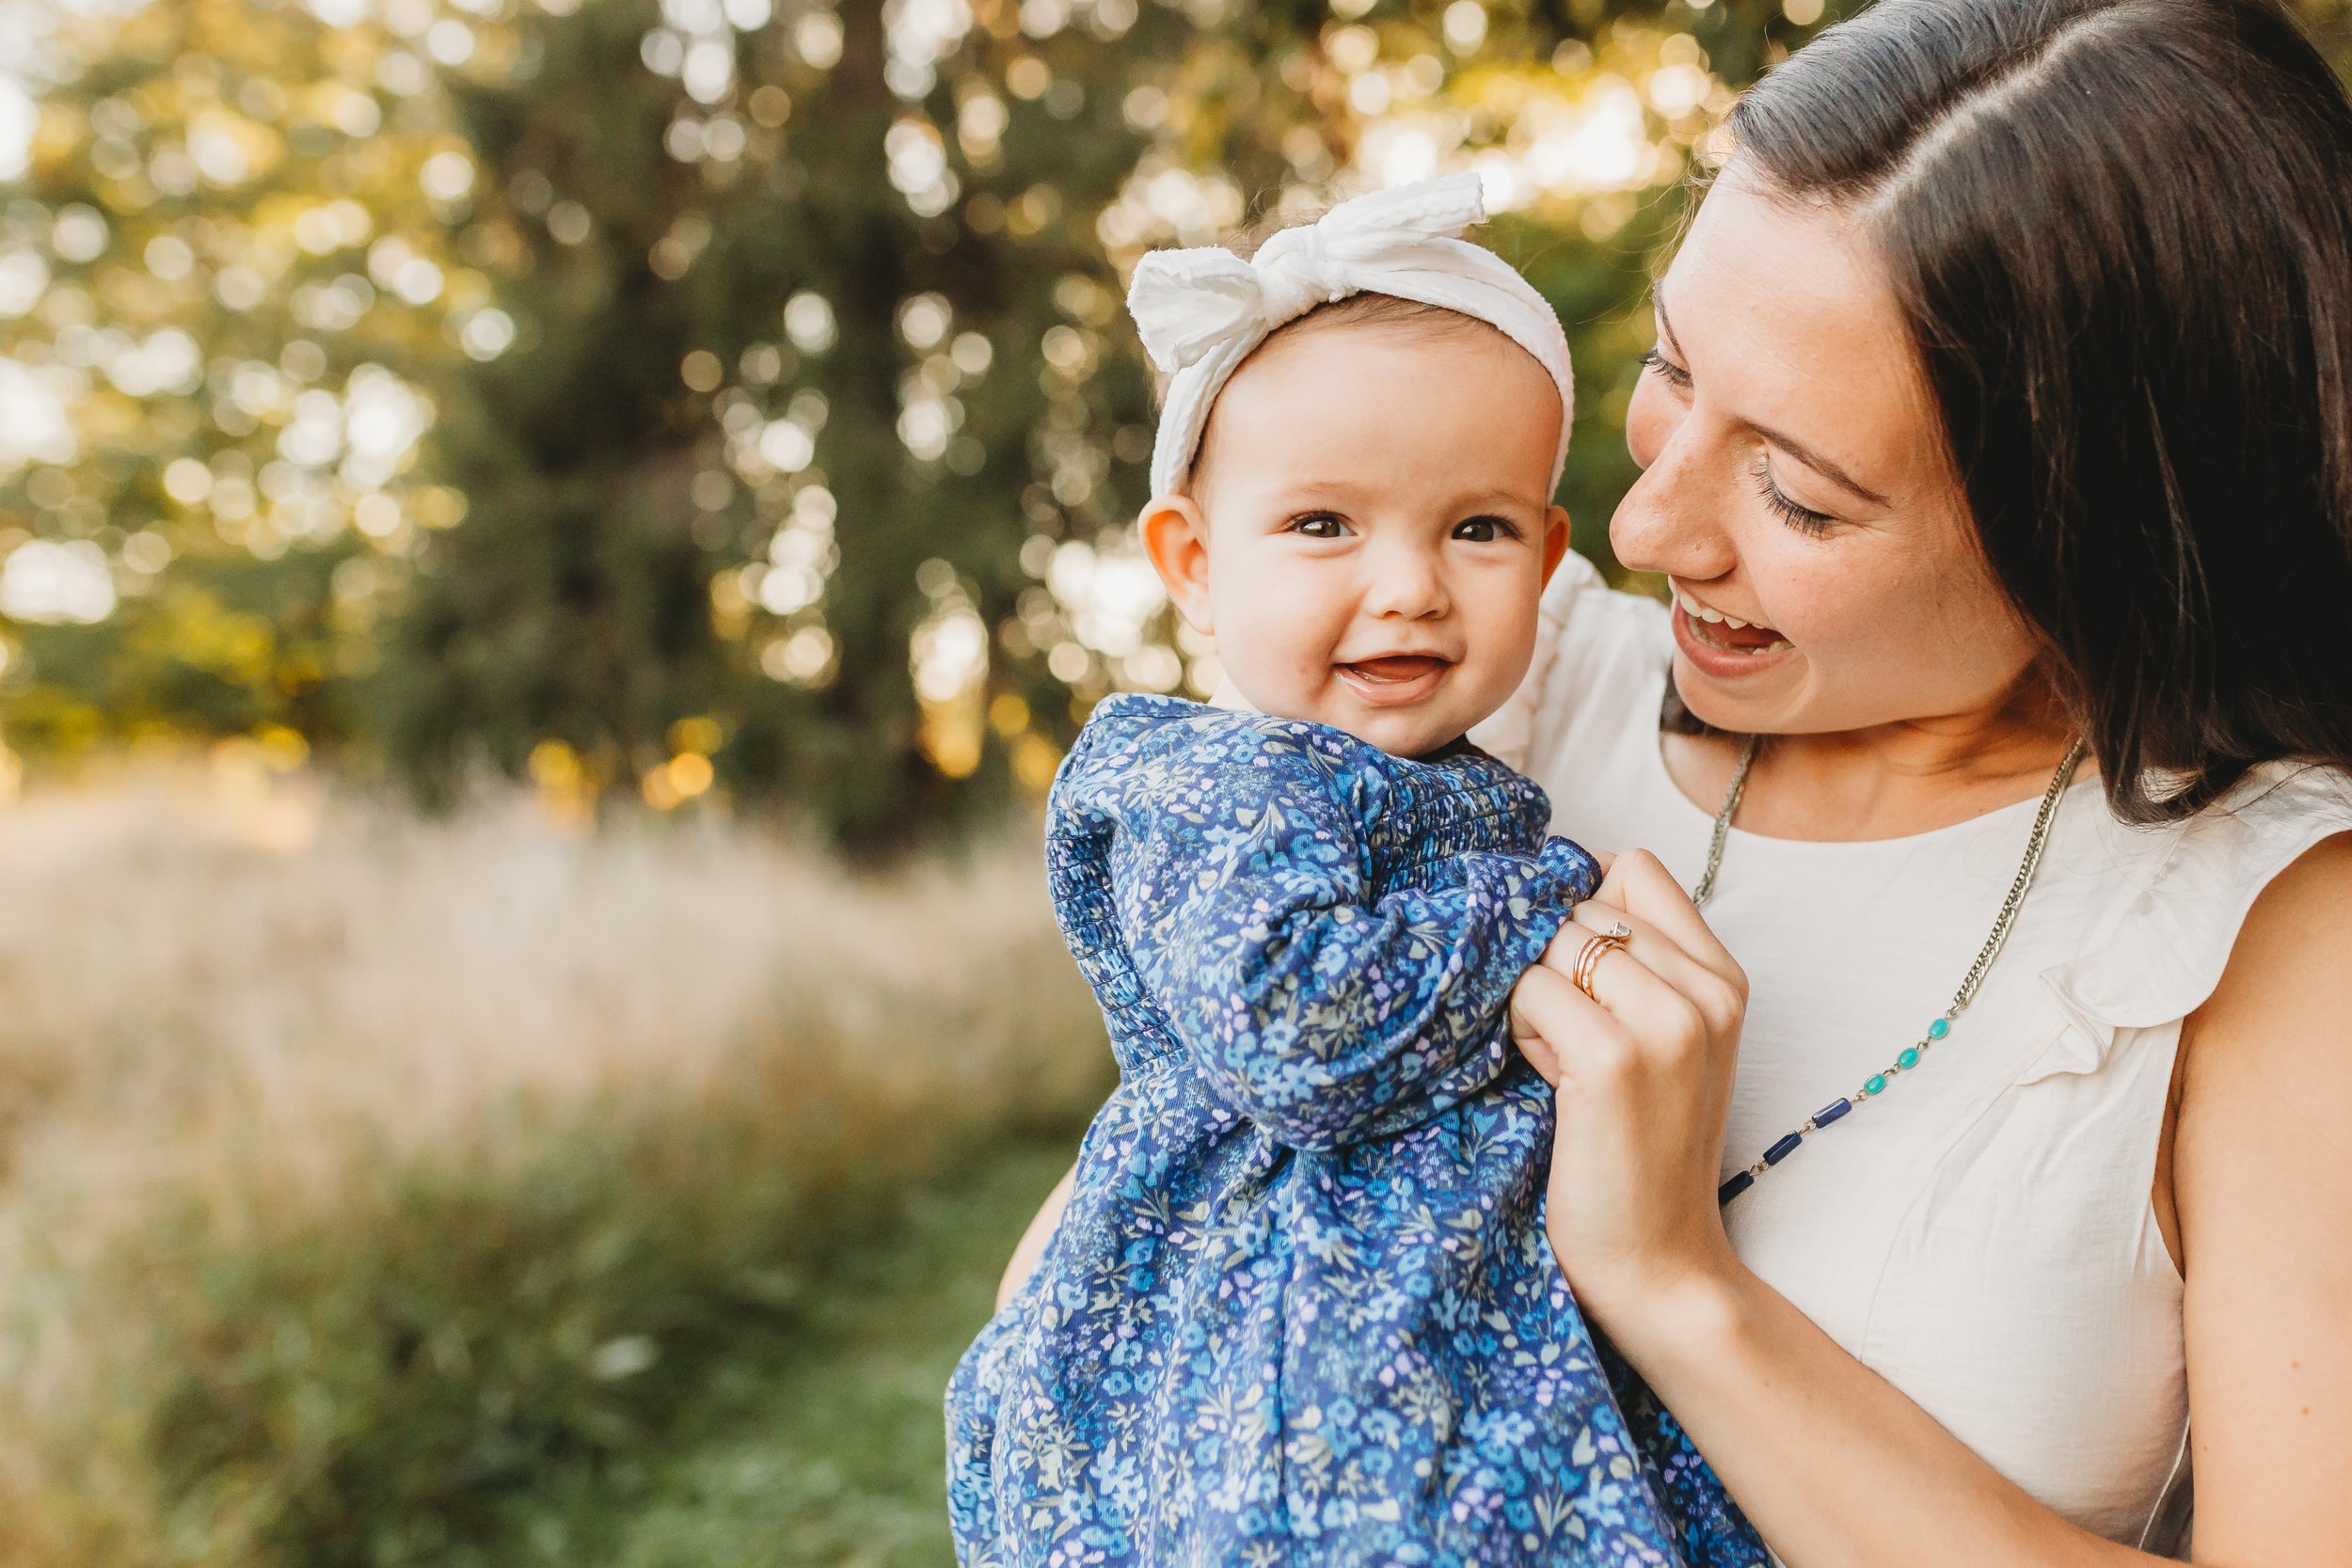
1615, 162, 2044, 740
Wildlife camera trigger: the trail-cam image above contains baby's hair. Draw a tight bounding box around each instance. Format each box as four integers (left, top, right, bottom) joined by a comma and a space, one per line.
1184, 206, 1504, 496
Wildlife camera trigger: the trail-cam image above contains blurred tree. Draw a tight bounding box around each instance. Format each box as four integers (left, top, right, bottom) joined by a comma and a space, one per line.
0, 0, 472, 765
5, 0, 2345, 847
364, 0, 1799, 848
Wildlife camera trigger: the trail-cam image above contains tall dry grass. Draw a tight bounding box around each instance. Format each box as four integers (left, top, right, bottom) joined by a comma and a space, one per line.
0, 764, 1104, 1567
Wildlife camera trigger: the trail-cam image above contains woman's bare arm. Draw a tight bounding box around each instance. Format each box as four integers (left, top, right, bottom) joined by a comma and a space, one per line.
996, 1161, 1076, 1310
2169, 832, 2352, 1564
1530, 838, 2352, 1568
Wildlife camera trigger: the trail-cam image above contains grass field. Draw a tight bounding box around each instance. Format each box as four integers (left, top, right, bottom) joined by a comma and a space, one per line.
0, 761, 1102, 1567
533, 1141, 1073, 1568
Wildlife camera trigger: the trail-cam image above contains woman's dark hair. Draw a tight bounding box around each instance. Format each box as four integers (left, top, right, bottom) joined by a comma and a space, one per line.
1726, 0, 2352, 820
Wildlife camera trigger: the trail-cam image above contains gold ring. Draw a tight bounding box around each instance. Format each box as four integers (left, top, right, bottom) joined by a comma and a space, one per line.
1570, 929, 1630, 1000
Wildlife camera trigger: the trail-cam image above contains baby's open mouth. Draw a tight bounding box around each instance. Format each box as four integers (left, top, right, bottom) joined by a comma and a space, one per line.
1340, 654, 1453, 683
1335, 653, 1454, 705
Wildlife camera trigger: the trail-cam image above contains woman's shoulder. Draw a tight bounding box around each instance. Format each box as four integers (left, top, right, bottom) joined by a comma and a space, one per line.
1470, 548, 1675, 776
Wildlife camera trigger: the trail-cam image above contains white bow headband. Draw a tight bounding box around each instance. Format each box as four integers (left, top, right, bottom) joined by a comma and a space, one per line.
1125, 174, 1576, 500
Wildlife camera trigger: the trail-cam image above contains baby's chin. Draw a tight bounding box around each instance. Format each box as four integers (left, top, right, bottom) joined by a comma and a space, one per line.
1329, 706, 1478, 759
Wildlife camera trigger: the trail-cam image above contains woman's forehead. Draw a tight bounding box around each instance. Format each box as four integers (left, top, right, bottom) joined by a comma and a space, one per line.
1661, 171, 1942, 499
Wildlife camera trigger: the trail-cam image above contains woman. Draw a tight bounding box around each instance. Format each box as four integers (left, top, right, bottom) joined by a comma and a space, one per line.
998, 1, 2352, 1560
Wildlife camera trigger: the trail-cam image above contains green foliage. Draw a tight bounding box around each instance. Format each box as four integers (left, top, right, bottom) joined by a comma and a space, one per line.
6, 0, 2350, 846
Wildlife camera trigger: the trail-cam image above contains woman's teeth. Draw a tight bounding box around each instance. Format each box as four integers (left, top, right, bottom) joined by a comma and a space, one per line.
1674, 591, 1792, 654
1673, 589, 1757, 629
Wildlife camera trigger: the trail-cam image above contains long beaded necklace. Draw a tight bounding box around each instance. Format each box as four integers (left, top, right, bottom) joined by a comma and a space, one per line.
1697, 733, 2089, 1207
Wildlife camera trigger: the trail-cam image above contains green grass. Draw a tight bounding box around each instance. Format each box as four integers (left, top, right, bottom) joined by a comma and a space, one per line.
0, 784, 1105, 1568
494, 1140, 1073, 1568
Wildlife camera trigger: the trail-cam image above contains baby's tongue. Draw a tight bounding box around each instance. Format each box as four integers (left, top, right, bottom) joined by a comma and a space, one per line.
1348, 656, 1447, 681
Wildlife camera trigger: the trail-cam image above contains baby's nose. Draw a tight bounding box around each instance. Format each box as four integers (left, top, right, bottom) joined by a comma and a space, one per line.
1360, 542, 1451, 618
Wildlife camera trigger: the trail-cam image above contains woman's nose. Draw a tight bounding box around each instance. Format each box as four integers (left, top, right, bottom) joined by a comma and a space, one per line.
1611, 388, 1740, 583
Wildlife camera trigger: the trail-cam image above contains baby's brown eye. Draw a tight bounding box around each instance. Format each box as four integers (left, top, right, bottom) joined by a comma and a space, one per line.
1453, 515, 1516, 543
1289, 513, 1347, 538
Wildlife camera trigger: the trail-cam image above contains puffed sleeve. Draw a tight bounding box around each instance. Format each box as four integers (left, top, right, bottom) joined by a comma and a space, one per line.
1077, 714, 1599, 1152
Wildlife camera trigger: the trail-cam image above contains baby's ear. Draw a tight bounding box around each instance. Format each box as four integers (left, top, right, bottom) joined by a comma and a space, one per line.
1537, 504, 1573, 584
1138, 493, 1216, 633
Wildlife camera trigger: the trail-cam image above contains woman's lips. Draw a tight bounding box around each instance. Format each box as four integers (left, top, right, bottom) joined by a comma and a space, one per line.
1671, 604, 1797, 679
1335, 654, 1452, 705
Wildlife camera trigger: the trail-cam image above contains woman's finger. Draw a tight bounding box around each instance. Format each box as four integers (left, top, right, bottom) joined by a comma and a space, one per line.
1587, 849, 1744, 993
1562, 940, 1712, 1069
1509, 964, 1572, 1086
1509, 961, 1637, 1088
1558, 902, 1710, 999
1554, 904, 1743, 1043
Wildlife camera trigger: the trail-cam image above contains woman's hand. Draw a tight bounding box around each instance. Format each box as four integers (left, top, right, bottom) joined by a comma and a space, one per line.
1509, 848, 1750, 1322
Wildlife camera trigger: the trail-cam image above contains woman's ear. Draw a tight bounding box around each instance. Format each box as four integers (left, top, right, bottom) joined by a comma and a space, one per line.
1538, 504, 1574, 584
1139, 493, 1215, 633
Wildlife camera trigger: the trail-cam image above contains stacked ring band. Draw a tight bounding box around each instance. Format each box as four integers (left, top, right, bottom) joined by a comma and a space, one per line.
1570, 925, 1632, 1000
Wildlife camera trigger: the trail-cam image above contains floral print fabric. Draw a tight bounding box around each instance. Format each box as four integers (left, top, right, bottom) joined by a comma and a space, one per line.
946, 694, 1765, 1567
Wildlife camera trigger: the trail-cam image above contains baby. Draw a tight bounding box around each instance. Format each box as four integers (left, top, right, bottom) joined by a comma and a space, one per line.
946, 177, 1762, 1568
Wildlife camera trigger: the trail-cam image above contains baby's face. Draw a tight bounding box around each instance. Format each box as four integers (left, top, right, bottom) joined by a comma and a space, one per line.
1152, 318, 1569, 757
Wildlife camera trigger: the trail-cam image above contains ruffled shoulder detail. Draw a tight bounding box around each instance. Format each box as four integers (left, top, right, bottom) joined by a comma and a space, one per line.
2030, 762, 2352, 1076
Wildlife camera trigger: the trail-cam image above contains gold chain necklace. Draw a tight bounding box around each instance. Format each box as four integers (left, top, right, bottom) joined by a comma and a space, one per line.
1697, 733, 2088, 1206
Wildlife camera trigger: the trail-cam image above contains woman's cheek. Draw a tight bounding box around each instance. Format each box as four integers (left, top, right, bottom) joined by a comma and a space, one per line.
1749, 538, 1874, 662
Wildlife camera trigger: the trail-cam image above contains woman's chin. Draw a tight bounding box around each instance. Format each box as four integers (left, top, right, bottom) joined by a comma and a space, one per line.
1670, 653, 1802, 735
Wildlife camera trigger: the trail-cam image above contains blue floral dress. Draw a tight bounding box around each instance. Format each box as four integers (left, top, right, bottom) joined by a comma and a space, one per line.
946, 694, 1764, 1568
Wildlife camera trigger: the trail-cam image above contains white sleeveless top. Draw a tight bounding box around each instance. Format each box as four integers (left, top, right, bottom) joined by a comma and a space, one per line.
1470, 555, 2352, 1557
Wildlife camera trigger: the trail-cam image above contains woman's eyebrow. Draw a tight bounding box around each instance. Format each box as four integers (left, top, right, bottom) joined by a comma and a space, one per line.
1752, 421, 1892, 508
1654, 290, 1893, 511
1654, 293, 1685, 358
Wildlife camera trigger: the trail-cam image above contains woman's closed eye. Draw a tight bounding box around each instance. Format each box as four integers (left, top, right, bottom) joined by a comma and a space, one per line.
1749, 454, 1837, 536
1638, 347, 1692, 389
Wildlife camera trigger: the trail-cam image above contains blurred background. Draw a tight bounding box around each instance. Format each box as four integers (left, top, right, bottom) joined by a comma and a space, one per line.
0, 0, 2346, 1562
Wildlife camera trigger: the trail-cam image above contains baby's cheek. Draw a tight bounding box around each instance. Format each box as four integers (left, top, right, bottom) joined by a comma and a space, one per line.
1450, 635, 1537, 736
1476, 597, 1543, 680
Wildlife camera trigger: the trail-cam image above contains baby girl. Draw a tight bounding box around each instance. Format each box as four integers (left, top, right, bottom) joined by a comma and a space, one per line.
946, 176, 1762, 1568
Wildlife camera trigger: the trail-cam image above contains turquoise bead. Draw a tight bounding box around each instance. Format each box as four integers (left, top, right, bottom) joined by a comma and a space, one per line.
1928, 1018, 1950, 1039
1897, 1047, 1920, 1069
1865, 1073, 1887, 1095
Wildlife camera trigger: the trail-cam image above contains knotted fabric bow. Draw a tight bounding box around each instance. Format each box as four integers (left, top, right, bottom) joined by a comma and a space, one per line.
1125, 174, 1575, 499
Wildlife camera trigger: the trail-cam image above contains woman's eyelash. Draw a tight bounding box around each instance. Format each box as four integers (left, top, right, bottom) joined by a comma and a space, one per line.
1638, 347, 1692, 387
1748, 455, 1836, 536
